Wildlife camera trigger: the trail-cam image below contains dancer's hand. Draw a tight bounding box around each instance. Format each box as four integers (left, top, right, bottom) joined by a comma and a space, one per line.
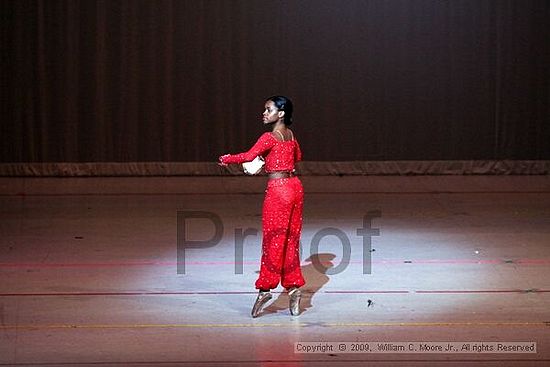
218, 154, 230, 167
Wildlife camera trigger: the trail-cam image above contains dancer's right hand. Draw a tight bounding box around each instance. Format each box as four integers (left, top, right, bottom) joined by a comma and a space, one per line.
218, 154, 230, 166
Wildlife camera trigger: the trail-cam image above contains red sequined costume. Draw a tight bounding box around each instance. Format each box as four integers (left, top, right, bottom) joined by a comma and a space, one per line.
220, 132, 305, 290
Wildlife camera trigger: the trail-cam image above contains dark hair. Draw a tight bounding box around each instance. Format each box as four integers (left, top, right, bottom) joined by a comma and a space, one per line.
267, 95, 293, 125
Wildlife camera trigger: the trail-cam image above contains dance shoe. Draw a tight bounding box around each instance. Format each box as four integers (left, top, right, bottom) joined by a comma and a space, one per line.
288, 287, 301, 316
251, 290, 272, 318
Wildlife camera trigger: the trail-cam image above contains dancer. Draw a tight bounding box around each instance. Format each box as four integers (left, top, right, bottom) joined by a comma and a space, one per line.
219, 96, 305, 317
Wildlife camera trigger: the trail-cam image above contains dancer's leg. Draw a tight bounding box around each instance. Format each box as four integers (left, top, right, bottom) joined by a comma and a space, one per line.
255, 180, 294, 290
281, 178, 305, 289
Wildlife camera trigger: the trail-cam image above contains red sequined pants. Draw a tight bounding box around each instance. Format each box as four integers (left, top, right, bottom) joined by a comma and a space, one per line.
255, 176, 306, 290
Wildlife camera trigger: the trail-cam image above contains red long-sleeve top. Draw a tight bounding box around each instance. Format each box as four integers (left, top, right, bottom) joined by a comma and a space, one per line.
221, 132, 302, 172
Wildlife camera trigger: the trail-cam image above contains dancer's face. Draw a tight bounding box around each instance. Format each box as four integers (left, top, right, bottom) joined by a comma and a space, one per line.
262, 100, 283, 125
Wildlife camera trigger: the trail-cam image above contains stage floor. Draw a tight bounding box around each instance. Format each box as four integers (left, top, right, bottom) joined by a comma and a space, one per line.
1, 176, 549, 366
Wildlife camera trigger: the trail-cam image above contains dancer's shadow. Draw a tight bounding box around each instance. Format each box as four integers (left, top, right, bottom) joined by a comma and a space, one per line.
262, 253, 336, 316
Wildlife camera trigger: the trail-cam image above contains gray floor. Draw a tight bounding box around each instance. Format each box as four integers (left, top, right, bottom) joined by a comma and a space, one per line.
1, 176, 549, 366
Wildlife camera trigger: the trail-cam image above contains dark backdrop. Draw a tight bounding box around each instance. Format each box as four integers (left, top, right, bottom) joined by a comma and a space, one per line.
1, 0, 549, 162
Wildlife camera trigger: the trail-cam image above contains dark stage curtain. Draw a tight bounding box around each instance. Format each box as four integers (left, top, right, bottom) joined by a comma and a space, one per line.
1, 0, 549, 163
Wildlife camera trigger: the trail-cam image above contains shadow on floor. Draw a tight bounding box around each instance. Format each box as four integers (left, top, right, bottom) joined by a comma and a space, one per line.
261, 253, 336, 316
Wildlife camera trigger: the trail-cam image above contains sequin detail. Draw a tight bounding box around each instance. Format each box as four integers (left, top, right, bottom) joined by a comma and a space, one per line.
256, 176, 305, 290
219, 132, 305, 290
219, 132, 302, 172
